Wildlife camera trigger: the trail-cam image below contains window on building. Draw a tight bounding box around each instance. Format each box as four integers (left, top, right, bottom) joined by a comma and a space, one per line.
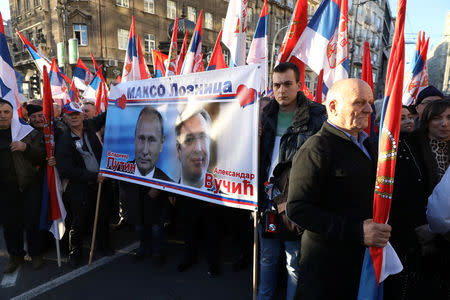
223, 50, 229, 65
144, 33, 155, 53
371, 12, 376, 24
372, 53, 378, 64
116, 0, 129, 8
355, 45, 360, 57
34, 0, 41, 6
205, 12, 213, 30
275, 18, 281, 33
25, 0, 31, 11
373, 73, 377, 83
167, 0, 176, 19
356, 25, 361, 38
368, 31, 373, 44
118, 28, 129, 50
248, 8, 253, 23
305, 74, 311, 89
144, 0, 155, 14
363, 29, 368, 41
73, 24, 88, 46
353, 67, 358, 78
374, 35, 379, 48
377, 17, 382, 30
187, 6, 196, 22
287, 0, 294, 9
27, 31, 33, 43
357, 5, 363, 17
246, 38, 252, 52
17, 0, 21, 14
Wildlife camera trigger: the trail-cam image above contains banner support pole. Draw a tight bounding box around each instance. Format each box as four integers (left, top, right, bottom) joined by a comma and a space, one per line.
252, 210, 258, 300
88, 182, 103, 266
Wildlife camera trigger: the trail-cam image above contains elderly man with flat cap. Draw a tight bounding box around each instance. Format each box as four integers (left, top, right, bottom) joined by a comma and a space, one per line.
286, 78, 392, 299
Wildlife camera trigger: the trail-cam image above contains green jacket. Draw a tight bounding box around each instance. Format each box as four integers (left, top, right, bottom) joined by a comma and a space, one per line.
11, 129, 46, 191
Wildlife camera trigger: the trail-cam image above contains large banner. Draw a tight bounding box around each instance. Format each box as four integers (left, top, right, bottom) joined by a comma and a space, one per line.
100, 64, 261, 211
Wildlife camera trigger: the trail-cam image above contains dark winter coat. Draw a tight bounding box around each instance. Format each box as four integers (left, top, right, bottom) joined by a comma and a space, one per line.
258, 91, 327, 212
286, 122, 378, 300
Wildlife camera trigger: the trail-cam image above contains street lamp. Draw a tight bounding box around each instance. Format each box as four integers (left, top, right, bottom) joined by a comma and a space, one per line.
269, 25, 289, 79
55, 0, 72, 77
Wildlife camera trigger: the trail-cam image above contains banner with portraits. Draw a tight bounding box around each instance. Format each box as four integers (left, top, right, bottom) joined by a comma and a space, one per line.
100, 64, 261, 211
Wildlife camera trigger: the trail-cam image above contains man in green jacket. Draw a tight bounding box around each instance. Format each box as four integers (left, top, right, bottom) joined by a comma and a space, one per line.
0, 98, 46, 273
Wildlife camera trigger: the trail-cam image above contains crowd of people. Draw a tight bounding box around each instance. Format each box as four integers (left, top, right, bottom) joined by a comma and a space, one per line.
0, 62, 448, 300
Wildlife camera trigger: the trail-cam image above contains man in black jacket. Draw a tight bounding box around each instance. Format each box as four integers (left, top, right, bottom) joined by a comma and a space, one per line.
286, 78, 391, 300
257, 62, 326, 300
56, 102, 112, 268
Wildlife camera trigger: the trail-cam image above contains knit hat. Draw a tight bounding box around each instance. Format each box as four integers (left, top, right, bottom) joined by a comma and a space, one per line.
26, 104, 43, 116
416, 86, 444, 106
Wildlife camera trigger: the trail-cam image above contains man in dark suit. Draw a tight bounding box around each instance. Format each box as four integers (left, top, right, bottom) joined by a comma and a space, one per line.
286, 78, 392, 299
123, 106, 172, 267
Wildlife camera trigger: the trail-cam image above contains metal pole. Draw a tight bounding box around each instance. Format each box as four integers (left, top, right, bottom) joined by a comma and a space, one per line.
269, 25, 289, 75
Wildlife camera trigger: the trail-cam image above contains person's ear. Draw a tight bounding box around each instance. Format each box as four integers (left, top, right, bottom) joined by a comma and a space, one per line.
328, 99, 338, 116
297, 80, 302, 92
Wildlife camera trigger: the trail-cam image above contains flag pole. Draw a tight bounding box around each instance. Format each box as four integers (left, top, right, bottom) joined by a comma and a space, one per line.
88, 182, 103, 266
252, 210, 258, 300
55, 224, 61, 267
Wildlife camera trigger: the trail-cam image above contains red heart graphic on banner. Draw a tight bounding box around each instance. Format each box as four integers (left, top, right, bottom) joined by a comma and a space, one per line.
115, 94, 127, 109
237, 84, 256, 108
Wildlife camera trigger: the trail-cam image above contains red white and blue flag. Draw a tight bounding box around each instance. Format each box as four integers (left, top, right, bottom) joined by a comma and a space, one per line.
136, 34, 151, 80
222, 0, 247, 66
181, 10, 204, 74
49, 58, 70, 102
357, 1, 406, 299
277, 0, 308, 84
177, 31, 189, 75
362, 41, 377, 138
73, 58, 94, 90
68, 81, 80, 103
246, 0, 268, 92
152, 50, 168, 78
40, 65, 66, 240
207, 30, 228, 71
121, 16, 140, 82
289, 0, 349, 95
16, 30, 51, 75
166, 18, 178, 77
402, 31, 429, 106
82, 66, 104, 100
0, 12, 32, 141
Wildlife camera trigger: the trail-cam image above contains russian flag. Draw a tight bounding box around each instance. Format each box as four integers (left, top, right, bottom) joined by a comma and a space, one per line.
222, 0, 247, 66
181, 10, 204, 74
0, 12, 33, 141
402, 31, 429, 106
82, 66, 103, 100
121, 15, 140, 82
289, 0, 349, 95
207, 30, 228, 71
166, 18, 178, 77
73, 58, 94, 90
357, 1, 406, 299
152, 50, 168, 78
246, 0, 268, 92
40, 65, 66, 241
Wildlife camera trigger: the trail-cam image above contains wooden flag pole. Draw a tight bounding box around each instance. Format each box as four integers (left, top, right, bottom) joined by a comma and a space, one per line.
252, 210, 258, 300
88, 182, 103, 266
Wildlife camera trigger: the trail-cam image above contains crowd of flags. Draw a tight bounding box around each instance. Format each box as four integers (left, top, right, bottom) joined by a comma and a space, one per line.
1, 0, 429, 286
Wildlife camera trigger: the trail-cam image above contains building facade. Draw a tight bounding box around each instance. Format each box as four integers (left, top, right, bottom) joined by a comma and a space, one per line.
9, 0, 392, 100
428, 11, 450, 96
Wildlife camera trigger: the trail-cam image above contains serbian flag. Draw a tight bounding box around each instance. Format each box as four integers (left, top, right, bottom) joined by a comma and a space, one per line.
49, 58, 70, 101
121, 15, 140, 82
177, 31, 189, 75
222, 0, 247, 66
314, 69, 324, 103
0, 12, 33, 141
91, 52, 99, 72
68, 81, 80, 103
361, 42, 377, 138
402, 31, 429, 106
136, 34, 151, 79
207, 30, 228, 71
246, 0, 268, 92
40, 65, 66, 241
16, 30, 51, 75
357, 1, 406, 299
95, 81, 103, 114
166, 18, 178, 77
73, 58, 94, 90
181, 10, 203, 74
82, 66, 103, 100
289, 0, 349, 96
152, 50, 168, 78
277, 0, 308, 84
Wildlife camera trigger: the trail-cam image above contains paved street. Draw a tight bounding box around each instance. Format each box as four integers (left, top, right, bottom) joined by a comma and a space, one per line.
0, 226, 253, 300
